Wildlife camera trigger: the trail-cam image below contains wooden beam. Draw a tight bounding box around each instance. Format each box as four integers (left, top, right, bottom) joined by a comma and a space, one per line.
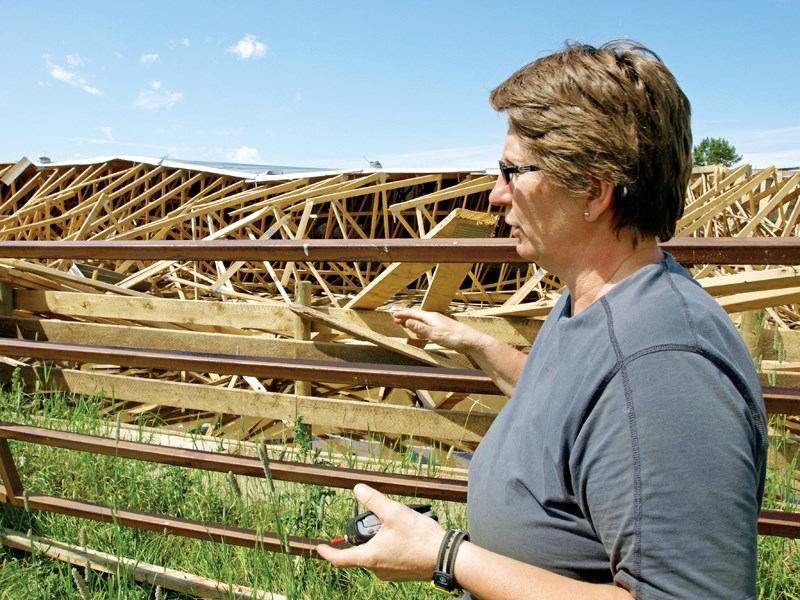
345, 209, 500, 310
287, 303, 465, 369
0, 439, 23, 500
2, 366, 494, 443
0, 306, 540, 351
14, 290, 293, 336
0, 528, 277, 600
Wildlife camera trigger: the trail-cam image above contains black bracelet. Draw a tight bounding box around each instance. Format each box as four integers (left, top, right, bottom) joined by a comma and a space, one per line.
430, 528, 470, 596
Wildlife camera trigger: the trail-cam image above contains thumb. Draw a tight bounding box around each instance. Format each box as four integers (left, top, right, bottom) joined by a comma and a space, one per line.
354, 483, 390, 515
404, 318, 428, 337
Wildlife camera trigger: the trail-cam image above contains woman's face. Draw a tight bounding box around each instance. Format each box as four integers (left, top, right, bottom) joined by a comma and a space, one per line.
489, 131, 583, 272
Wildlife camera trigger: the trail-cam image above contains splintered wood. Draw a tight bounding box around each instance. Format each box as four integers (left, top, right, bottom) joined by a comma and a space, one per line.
1, 156, 799, 454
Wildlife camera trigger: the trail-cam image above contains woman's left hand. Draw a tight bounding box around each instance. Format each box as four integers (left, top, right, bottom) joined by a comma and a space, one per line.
316, 483, 446, 582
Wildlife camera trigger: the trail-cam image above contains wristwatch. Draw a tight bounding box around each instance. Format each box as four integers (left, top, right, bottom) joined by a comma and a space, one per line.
430, 528, 470, 596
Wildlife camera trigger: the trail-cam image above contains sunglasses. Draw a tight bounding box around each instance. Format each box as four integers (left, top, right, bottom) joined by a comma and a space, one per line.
498, 160, 541, 185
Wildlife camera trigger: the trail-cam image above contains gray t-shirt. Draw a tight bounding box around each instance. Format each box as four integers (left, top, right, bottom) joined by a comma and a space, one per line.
467, 254, 767, 599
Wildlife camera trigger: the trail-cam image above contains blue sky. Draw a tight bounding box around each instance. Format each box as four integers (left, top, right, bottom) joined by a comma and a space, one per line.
1, 0, 798, 170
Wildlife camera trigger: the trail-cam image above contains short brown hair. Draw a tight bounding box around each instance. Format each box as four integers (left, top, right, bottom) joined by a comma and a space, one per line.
490, 40, 692, 242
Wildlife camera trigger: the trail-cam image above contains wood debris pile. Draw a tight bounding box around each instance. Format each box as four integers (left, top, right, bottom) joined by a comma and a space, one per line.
0, 156, 799, 453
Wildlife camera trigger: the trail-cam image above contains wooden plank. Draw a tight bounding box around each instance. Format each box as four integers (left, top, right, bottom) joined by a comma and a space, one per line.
716, 286, 800, 313
0, 171, 42, 215
678, 168, 776, 235
0, 439, 23, 500
287, 303, 465, 369
680, 164, 751, 218
0, 157, 34, 186
388, 176, 496, 213
698, 267, 800, 296
14, 290, 295, 336
3, 366, 494, 444
345, 209, 499, 310
0, 528, 278, 600
421, 214, 501, 312
468, 298, 557, 318
0, 313, 537, 358
1, 259, 151, 297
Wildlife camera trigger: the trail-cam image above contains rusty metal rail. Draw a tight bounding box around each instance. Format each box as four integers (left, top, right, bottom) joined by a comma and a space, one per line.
0, 237, 800, 264
0, 421, 795, 553
0, 422, 467, 558
2, 235, 800, 553
0, 422, 467, 501
0, 338, 498, 395
1, 337, 799, 415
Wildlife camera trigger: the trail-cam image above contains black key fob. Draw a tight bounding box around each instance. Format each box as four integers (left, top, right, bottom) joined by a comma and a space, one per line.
344, 503, 437, 545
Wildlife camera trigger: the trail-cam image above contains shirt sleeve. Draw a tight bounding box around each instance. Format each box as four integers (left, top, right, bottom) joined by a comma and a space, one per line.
570, 350, 763, 599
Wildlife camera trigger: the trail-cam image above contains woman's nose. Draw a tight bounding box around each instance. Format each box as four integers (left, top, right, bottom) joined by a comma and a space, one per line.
489, 175, 511, 206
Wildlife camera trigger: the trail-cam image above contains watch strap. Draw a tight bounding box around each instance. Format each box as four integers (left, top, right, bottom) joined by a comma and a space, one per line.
430, 528, 469, 596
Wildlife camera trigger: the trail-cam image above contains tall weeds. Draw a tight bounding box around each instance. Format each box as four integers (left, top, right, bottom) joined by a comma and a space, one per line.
0, 371, 798, 598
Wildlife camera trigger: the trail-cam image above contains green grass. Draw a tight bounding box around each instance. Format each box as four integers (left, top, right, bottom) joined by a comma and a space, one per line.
0, 372, 799, 598
0, 373, 465, 599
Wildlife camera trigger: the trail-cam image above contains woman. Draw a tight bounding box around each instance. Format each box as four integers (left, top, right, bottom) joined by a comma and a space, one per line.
317, 40, 767, 599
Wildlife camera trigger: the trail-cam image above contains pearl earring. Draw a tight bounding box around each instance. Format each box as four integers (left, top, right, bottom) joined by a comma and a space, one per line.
584, 210, 590, 219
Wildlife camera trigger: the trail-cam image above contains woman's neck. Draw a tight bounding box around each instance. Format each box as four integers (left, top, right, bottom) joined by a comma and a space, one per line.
569, 242, 663, 315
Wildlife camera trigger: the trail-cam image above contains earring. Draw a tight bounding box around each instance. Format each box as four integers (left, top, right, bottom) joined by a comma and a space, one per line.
584, 210, 590, 220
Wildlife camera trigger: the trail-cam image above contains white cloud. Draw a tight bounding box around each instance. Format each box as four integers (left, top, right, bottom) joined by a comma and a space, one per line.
151, 81, 162, 89
169, 37, 190, 50
44, 54, 102, 96
226, 146, 261, 163
49, 64, 77, 85
227, 34, 267, 60
96, 126, 113, 140
140, 53, 159, 64
134, 88, 184, 109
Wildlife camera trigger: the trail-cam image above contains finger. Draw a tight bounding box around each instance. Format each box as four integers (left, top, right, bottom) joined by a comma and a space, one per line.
353, 483, 391, 513
405, 319, 426, 336
393, 308, 427, 322
316, 542, 356, 567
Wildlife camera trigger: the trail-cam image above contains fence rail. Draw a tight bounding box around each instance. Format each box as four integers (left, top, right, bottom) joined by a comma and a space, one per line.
0, 421, 796, 552
1, 237, 800, 264
0, 235, 799, 563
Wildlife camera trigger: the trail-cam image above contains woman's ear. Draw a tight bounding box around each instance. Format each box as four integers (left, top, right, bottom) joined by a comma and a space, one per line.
584, 178, 615, 222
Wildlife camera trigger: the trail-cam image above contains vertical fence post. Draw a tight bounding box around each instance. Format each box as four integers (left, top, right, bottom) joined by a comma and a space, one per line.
741, 309, 766, 368
294, 281, 312, 397
0, 438, 24, 503
0, 283, 12, 316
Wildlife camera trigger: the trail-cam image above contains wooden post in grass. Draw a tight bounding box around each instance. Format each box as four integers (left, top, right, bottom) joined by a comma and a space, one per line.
0, 283, 12, 316
294, 280, 312, 397
741, 308, 766, 368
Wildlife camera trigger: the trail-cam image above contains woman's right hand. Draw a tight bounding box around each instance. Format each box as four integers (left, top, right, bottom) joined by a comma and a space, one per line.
392, 308, 486, 352
393, 308, 526, 397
